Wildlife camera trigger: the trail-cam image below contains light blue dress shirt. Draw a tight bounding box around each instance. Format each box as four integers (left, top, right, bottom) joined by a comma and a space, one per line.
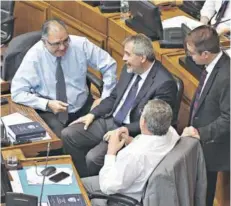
11, 35, 117, 113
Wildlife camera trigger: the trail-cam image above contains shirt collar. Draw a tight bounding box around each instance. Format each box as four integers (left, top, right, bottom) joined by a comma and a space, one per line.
139, 60, 155, 80
206, 51, 223, 74
134, 126, 180, 145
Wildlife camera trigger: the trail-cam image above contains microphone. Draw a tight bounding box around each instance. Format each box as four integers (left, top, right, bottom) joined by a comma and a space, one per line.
39, 142, 54, 206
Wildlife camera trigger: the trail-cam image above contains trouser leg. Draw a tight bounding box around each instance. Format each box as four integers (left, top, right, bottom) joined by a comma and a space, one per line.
61, 118, 109, 177
206, 171, 218, 206
82, 176, 107, 206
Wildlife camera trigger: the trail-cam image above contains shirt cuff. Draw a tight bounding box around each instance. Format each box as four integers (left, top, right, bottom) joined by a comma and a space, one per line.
39, 98, 49, 111
104, 155, 116, 166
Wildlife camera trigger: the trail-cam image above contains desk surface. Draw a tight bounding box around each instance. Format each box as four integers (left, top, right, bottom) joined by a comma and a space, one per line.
1, 95, 62, 157
1, 150, 91, 206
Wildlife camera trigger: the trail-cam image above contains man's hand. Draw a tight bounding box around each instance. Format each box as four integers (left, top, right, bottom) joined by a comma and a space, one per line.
69, 113, 95, 130
107, 134, 126, 155
181, 126, 200, 139
47, 100, 68, 114
90, 98, 102, 110
103, 127, 129, 142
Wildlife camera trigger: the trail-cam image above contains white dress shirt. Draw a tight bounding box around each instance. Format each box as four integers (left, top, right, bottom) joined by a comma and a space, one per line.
11, 35, 117, 113
200, 0, 231, 33
99, 126, 180, 201
113, 62, 154, 124
200, 51, 223, 96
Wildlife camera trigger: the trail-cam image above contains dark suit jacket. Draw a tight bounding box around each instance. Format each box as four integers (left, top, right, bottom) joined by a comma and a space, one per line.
189, 52, 230, 171
91, 62, 177, 136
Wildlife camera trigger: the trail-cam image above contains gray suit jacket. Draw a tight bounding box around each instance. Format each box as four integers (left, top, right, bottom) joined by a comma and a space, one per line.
143, 137, 207, 206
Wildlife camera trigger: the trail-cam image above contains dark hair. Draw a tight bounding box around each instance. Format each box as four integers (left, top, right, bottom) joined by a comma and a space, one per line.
123, 34, 155, 62
41, 19, 67, 39
185, 25, 220, 54
142, 99, 172, 136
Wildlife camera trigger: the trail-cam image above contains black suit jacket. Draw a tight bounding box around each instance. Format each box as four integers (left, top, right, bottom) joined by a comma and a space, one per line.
190, 53, 230, 171
91, 62, 177, 136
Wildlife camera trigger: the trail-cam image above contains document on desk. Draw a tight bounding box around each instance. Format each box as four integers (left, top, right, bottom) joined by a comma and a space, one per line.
26, 167, 73, 185
162, 16, 203, 30
1, 112, 51, 143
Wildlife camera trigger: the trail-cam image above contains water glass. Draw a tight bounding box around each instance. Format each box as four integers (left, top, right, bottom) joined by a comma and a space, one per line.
6, 155, 18, 168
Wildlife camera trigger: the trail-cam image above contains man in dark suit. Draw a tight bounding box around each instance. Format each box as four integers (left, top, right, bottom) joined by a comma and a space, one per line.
182, 25, 230, 206
62, 34, 177, 177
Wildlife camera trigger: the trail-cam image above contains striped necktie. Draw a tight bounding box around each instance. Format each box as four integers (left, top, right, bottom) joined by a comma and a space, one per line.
191, 69, 208, 123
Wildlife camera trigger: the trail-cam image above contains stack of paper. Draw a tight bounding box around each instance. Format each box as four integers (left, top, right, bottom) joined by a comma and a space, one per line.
162, 16, 203, 30
26, 167, 73, 185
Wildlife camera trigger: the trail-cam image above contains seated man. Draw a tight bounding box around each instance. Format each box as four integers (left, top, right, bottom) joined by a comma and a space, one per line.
11, 19, 117, 137
62, 34, 177, 177
200, 0, 230, 35
82, 99, 180, 206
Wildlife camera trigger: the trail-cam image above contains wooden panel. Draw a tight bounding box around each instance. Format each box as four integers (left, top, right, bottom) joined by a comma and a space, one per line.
78, 1, 119, 35
162, 53, 198, 102
107, 37, 124, 78
50, 1, 81, 21
14, 1, 49, 36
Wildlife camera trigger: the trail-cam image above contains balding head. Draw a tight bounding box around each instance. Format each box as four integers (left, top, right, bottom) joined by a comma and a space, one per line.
42, 19, 68, 39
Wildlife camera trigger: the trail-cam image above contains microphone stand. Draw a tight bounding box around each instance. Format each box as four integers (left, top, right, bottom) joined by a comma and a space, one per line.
39, 142, 51, 206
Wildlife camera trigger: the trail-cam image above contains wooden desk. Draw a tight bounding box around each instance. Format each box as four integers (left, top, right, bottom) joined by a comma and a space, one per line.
0, 95, 62, 157
1, 149, 91, 206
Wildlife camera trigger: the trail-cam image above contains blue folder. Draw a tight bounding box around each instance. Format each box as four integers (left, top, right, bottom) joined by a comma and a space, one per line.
18, 164, 82, 203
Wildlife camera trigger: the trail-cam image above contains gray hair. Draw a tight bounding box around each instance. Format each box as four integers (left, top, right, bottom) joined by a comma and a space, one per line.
142, 99, 172, 136
123, 34, 155, 62
41, 19, 67, 39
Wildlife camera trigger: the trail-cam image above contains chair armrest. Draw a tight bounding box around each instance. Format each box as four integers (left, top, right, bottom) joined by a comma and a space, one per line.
87, 71, 103, 95
88, 192, 142, 206
1, 16, 15, 25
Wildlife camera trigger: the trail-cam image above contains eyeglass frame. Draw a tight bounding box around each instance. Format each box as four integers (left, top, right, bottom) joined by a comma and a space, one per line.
44, 36, 70, 48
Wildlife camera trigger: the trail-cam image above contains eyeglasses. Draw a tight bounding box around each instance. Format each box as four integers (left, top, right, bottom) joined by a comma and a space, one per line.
46, 36, 70, 49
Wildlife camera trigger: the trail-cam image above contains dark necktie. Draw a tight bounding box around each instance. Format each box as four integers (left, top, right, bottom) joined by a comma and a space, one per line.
114, 75, 141, 125
191, 69, 208, 123
56, 57, 68, 124
214, 0, 229, 28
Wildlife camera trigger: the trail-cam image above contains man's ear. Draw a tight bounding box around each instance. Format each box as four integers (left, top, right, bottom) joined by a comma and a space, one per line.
141, 55, 147, 63
140, 116, 145, 131
202, 51, 210, 59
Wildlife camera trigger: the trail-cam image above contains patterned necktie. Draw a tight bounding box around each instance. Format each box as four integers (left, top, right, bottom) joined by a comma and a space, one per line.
191, 69, 208, 122
56, 57, 68, 124
114, 75, 141, 125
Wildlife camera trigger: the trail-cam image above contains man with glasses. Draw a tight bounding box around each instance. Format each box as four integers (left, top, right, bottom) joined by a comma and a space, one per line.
11, 19, 117, 138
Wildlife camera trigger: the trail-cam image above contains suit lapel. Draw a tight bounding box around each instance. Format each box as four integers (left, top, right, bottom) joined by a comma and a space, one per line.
194, 54, 226, 115
132, 62, 158, 109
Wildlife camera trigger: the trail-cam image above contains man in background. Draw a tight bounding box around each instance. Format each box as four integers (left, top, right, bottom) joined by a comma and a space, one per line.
11, 19, 117, 137
200, 0, 230, 35
82, 99, 180, 206
182, 25, 230, 206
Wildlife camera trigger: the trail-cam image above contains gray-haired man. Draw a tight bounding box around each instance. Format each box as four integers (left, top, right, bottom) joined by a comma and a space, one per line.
82, 99, 180, 206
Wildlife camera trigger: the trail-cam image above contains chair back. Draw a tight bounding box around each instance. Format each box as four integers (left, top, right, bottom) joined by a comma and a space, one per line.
172, 74, 184, 128
1, 0, 15, 45
2, 31, 42, 81
142, 137, 207, 206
